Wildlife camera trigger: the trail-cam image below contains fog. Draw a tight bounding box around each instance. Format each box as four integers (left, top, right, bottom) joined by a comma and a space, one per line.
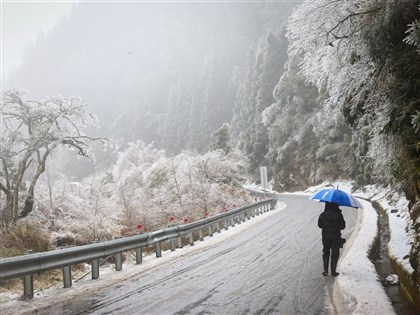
4, 1, 295, 159
2, 1, 74, 76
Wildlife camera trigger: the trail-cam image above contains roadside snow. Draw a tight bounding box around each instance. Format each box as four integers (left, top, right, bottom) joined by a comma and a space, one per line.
1, 181, 414, 315
300, 181, 413, 315
360, 185, 414, 273
0, 202, 287, 315
299, 181, 413, 273
335, 199, 395, 314
255, 180, 411, 314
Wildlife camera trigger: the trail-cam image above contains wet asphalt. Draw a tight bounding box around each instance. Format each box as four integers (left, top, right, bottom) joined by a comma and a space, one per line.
42, 194, 358, 315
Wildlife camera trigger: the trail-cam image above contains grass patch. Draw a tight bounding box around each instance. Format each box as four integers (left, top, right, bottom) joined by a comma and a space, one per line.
0, 221, 51, 258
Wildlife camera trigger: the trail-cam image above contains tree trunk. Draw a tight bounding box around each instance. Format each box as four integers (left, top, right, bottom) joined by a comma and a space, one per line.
19, 196, 34, 219
18, 150, 48, 219
12, 189, 19, 224
1, 191, 14, 230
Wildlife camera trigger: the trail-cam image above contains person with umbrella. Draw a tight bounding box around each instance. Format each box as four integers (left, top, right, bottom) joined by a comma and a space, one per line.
318, 202, 346, 276
310, 187, 362, 276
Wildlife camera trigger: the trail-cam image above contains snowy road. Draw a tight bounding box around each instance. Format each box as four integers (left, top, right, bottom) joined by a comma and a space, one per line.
25, 195, 358, 315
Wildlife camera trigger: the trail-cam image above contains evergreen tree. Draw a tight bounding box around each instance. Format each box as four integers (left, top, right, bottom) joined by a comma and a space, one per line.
231, 30, 288, 177
264, 55, 354, 191
210, 123, 231, 154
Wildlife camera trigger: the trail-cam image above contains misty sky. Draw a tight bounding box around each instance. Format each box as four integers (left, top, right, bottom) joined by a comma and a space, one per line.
2, 0, 75, 77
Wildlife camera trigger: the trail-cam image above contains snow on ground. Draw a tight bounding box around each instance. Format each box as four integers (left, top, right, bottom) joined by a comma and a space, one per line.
250, 180, 412, 314
0, 202, 287, 314
1, 181, 413, 315
358, 185, 414, 273
334, 199, 394, 315
293, 181, 413, 274
303, 181, 412, 314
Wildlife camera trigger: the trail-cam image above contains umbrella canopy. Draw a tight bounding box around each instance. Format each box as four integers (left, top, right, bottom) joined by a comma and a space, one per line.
309, 188, 362, 208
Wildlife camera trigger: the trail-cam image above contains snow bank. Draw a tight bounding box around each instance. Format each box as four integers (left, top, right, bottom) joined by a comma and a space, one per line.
303, 181, 413, 273
299, 181, 413, 314
336, 199, 395, 314
361, 186, 414, 273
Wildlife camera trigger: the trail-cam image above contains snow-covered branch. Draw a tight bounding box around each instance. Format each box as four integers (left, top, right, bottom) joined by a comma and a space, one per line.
0, 88, 106, 229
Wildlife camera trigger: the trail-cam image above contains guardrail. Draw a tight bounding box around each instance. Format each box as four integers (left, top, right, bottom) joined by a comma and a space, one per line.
0, 198, 276, 299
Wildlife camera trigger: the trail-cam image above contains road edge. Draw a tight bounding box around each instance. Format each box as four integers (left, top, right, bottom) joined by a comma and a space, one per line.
332, 200, 395, 314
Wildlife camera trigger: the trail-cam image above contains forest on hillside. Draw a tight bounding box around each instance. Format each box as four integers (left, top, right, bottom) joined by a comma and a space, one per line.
6, 2, 296, 156
2, 0, 420, 293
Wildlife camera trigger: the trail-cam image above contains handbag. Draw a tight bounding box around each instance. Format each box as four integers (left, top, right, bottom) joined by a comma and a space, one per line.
340, 238, 346, 248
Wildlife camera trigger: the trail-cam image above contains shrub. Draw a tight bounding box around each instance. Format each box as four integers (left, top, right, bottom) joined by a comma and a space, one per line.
0, 221, 51, 258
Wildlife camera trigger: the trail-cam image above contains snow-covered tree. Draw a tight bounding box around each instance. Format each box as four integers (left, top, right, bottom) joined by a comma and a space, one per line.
231, 30, 288, 177
210, 123, 231, 154
286, 0, 402, 186
109, 141, 251, 230
287, 0, 383, 118
288, 0, 420, 285
0, 88, 106, 230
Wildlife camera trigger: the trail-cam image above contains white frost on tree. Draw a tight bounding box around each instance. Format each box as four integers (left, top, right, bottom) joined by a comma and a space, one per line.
110, 142, 251, 231
286, 0, 396, 182
0, 88, 106, 230
287, 0, 382, 116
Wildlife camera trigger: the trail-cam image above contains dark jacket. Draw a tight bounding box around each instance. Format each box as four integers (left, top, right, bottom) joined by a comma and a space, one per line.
318, 202, 346, 239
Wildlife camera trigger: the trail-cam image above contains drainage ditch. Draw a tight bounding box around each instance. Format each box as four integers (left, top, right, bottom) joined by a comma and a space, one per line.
370, 202, 418, 315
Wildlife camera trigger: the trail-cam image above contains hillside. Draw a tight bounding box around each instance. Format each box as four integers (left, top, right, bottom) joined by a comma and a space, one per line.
2, 0, 420, 308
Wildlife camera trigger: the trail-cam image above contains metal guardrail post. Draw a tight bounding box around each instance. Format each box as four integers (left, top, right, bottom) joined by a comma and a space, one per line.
63, 266, 72, 288
189, 233, 194, 246
0, 199, 275, 300
23, 275, 33, 299
271, 199, 276, 209
216, 222, 221, 233
170, 239, 176, 251
199, 229, 204, 241
136, 248, 143, 264
115, 253, 122, 271
21, 250, 34, 299
155, 242, 162, 258
92, 259, 99, 279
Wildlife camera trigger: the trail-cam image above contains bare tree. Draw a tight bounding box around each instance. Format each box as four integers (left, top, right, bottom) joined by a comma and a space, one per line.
0, 88, 106, 230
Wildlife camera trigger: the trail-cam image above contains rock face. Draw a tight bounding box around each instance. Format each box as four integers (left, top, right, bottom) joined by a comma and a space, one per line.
409, 201, 420, 286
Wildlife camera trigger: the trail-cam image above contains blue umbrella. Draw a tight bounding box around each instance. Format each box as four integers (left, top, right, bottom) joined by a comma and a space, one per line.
309, 188, 362, 208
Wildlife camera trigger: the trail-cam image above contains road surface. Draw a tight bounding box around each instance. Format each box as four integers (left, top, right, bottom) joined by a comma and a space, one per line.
23, 195, 359, 314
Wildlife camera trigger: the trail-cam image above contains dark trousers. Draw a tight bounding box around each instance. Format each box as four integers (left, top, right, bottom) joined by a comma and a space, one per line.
322, 237, 340, 273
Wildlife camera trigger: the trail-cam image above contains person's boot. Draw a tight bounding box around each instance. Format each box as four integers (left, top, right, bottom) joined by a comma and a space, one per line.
323, 255, 329, 276
331, 259, 339, 276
